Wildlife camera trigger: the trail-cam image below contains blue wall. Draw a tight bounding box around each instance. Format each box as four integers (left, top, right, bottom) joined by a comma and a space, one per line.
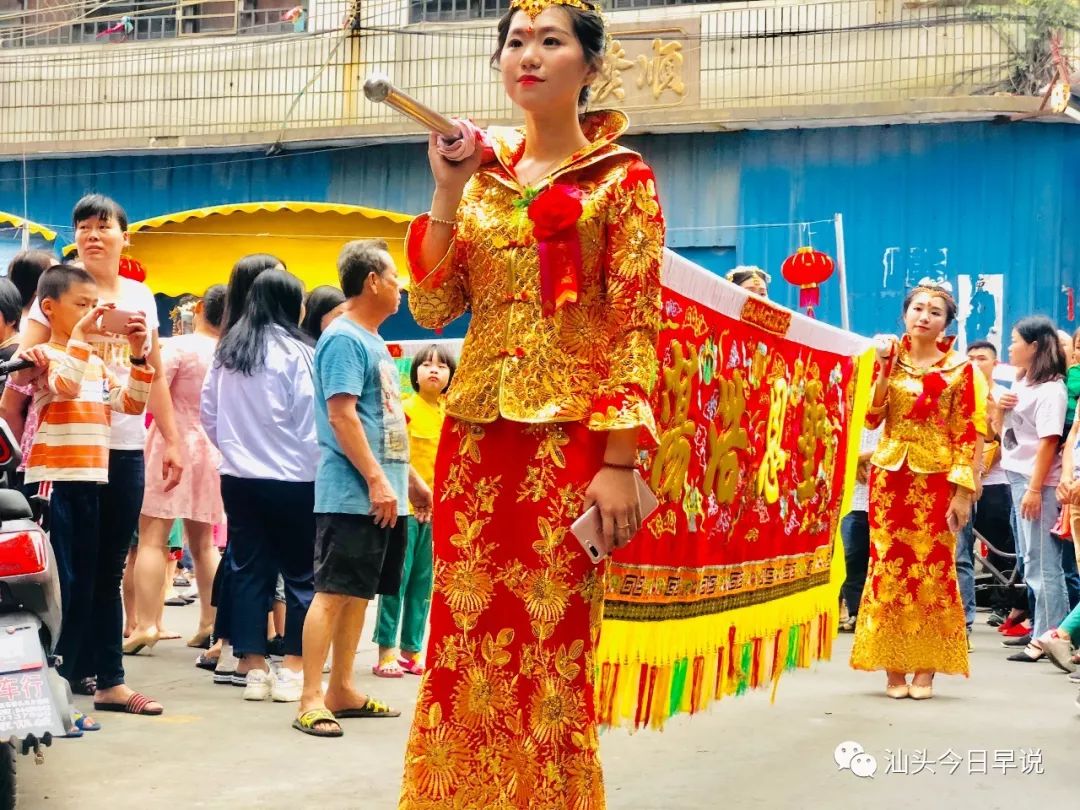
2, 119, 1077, 346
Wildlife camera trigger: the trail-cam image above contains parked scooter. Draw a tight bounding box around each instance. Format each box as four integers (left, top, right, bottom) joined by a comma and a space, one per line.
0, 357, 73, 809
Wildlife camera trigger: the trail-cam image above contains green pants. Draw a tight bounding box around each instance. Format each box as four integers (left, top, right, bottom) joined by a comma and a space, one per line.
374, 517, 433, 654
1061, 603, 1080, 639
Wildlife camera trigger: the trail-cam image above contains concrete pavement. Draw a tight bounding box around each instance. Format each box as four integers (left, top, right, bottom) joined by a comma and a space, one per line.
16, 602, 1077, 809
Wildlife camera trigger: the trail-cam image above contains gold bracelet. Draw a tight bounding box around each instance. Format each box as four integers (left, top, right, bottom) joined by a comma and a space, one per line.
429, 213, 457, 227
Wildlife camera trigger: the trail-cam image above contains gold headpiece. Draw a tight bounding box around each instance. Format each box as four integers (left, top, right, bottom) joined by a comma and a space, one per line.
510, 0, 598, 20
726, 265, 772, 284
912, 277, 956, 307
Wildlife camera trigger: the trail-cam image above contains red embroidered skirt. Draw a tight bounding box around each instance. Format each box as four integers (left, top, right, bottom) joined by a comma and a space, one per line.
849, 466, 969, 676
400, 418, 608, 810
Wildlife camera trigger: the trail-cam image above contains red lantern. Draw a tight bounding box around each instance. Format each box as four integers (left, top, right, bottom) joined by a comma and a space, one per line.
118, 256, 147, 283
781, 246, 834, 316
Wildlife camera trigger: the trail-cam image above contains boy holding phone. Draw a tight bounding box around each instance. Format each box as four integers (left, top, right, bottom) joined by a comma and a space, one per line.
19, 264, 157, 712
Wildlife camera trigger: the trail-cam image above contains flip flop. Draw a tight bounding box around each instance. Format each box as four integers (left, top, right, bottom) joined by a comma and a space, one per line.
163, 596, 189, 607
372, 658, 404, 679
73, 712, 101, 732
94, 692, 164, 716
195, 653, 219, 672
292, 708, 343, 738
333, 697, 400, 719
398, 656, 425, 676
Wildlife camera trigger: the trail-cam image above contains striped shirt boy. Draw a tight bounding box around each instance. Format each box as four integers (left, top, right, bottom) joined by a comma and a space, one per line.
25, 339, 154, 484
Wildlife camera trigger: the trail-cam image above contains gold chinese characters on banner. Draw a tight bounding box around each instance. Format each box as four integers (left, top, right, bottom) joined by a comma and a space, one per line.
591, 20, 700, 110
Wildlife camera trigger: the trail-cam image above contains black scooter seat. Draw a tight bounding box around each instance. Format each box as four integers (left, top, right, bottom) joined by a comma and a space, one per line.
0, 490, 33, 521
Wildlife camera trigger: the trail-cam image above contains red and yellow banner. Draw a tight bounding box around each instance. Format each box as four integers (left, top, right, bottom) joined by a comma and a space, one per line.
597, 250, 874, 729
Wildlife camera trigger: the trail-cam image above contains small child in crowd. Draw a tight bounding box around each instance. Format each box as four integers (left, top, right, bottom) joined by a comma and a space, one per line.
373, 344, 455, 677
20, 265, 156, 697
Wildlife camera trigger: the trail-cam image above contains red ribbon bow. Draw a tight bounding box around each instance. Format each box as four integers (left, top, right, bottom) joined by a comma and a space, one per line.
526, 184, 584, 317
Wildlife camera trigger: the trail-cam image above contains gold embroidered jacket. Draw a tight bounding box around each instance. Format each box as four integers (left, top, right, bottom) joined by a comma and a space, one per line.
867, 335, 984, 491
405, 110, 664, 442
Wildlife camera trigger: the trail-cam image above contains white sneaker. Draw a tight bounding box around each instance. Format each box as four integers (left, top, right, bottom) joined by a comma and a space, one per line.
271, 667, 303, 703
242, 668, 273, 701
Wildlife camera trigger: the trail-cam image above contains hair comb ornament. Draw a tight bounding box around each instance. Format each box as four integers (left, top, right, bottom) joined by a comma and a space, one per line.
510, 0, 600, 20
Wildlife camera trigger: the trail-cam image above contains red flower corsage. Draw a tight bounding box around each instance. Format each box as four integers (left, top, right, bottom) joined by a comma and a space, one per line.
118, 255, 147, 282
908, 370, 948, 421
522, 184, 584, 317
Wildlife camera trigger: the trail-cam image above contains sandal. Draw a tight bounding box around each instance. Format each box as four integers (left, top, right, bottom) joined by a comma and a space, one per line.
195, 653, 219, 672
94, 692, 164, 716
73, 712, 101, 732
292, 708, 343, 738
333, 697, 401, 718
372, 657, 404, 679
72, 677, 97, 696
398, 656, 425, 676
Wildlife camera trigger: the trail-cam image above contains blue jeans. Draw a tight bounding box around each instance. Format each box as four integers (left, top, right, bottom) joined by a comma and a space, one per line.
955, 516, 976, 632
839, 511, 870, 617
1062, 532, 1080, 610
1007, 471, 1069, 639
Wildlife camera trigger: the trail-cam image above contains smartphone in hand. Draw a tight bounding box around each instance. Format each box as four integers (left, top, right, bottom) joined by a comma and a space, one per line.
570, 471, 660, 564
99, 308, 141, 335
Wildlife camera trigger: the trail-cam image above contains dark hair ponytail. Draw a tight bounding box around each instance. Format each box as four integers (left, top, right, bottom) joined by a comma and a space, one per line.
223, 253, 284, 333
215, 268, 310, 376
1014, 315, 1066, 385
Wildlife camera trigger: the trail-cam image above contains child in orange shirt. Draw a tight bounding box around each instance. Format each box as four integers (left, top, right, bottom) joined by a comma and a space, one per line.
18, 264, 155, 701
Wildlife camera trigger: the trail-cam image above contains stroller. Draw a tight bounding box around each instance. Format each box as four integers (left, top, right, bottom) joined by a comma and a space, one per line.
973, 526, 1025, 610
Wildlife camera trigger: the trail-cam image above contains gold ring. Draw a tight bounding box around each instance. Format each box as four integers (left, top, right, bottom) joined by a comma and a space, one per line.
618, 523, 631, 530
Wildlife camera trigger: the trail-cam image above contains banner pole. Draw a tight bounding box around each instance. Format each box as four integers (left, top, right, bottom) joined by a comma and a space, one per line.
834, 213, 850, 331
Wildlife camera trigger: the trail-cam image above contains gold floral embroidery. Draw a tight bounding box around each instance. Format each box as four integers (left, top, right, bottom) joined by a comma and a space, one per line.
406, 713, 472, 799
851, 466, 968, 677
401, 421, 606, 810
868, 336, 978, 490
451, 663, 517, 731
405, 110, 663, 442
528, 675, 586, 744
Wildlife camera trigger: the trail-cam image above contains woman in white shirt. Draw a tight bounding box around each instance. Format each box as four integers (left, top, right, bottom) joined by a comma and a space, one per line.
1000, 316, 1070, 663
201, 267, 317, 703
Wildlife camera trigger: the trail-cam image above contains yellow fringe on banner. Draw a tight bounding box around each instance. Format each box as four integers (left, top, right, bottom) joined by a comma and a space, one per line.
596, 348, 877, 730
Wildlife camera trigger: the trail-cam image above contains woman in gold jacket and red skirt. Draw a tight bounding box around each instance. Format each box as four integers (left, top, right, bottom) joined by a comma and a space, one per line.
399, 1, 665, 807
850, 283, 986, 699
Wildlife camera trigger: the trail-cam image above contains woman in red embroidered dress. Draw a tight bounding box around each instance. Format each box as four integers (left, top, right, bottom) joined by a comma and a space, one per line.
398, 2, 664, 807
850, 284, 983, 700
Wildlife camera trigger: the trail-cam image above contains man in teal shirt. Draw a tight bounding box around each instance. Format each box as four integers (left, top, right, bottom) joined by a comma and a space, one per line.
295, 239, 431, 737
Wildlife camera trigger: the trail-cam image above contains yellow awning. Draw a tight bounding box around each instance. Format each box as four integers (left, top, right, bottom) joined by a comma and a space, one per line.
0, 211, 57, 242
66, 201, 415, 297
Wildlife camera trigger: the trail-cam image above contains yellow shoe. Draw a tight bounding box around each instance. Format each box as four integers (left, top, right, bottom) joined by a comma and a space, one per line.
885, 684, 909, 699
909, 684, 933, 700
